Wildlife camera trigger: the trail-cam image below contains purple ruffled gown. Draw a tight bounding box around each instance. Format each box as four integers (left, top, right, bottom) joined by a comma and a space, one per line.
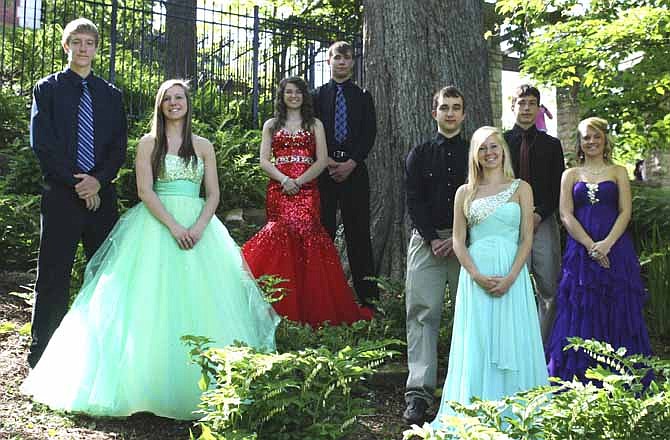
546, 180, 651, 381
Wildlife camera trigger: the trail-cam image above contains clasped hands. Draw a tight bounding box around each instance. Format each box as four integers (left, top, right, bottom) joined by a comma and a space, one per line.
281, 175, 301, 196
170, 223, 205, 250
474, 273, 513, 297
74, 173, 101, 212
588, 240, 611, 269
328, 158, 356, 183
430, 238, 454, 258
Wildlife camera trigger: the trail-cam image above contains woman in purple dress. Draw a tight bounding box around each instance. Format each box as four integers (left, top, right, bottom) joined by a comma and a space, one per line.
546, 117, 651, 381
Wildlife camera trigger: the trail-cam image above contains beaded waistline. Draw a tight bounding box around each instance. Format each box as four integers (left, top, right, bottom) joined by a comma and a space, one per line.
275, 155, 314, 165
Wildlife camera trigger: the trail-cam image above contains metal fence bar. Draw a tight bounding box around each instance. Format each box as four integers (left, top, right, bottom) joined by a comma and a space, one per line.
108, 0, 117, 82
1, 0, 361, 125
251, 5, 260, 127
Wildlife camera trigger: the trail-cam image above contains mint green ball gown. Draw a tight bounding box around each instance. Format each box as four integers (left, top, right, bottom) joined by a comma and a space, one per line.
21, 154, 279, 420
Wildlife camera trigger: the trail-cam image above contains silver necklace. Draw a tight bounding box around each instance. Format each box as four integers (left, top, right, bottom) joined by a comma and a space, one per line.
583, 165, 608, 176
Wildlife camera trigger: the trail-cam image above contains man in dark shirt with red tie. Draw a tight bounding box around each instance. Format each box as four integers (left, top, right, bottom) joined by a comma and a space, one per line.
402, 86, 468, 424
28, 18, 127, 367
312, 41, 378, 308
504, 84, 564, 344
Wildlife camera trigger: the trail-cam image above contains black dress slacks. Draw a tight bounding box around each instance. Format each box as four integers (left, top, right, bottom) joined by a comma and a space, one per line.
318, 163, 379, 305
28, 182, 118, 367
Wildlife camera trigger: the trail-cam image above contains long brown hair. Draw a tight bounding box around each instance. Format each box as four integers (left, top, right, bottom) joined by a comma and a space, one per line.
271, 77, 315, 134
150, 79, 196, 181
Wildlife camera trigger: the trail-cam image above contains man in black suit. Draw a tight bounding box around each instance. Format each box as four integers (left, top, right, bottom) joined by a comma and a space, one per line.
312, 41, 379, 307
504, 84, 564, 344
28, 18, 127, 367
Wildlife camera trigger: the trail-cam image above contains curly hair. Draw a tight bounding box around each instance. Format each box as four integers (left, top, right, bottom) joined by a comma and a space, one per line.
271, 77, 315, 133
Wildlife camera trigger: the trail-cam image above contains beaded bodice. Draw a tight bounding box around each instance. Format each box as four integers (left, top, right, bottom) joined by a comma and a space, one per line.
157, 154, 204, 185
273, 129, 315, 157
467, 180, 520, 226
466, 180, 521, 246
272, 129, 316, 180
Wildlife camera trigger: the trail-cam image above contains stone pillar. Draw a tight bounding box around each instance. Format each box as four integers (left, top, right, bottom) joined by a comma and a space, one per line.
556, 85, 580, 166
645, 150, 670, 187
488, 40, 503, 128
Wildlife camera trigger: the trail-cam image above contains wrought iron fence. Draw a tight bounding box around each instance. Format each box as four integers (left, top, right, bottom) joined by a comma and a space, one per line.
1, 0, 363, 124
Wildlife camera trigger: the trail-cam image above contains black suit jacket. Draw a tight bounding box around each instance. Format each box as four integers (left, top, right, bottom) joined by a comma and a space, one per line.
504, 124, 564, 221
312, 79, 376, 163
30, 68, 128, 189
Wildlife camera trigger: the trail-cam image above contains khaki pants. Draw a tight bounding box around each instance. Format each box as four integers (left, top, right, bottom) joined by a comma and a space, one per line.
404, 228, 461, 404
529, 215, 561, 345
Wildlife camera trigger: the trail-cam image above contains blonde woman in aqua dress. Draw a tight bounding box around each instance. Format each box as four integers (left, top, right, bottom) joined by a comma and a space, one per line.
431, 126, 548, 429
21, 80, 279, 420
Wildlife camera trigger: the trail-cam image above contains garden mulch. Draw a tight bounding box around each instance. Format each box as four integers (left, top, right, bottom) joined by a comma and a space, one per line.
0, 271, 410, 440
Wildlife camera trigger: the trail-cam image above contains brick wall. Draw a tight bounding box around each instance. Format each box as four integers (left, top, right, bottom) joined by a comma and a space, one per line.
1, 0, 17, 26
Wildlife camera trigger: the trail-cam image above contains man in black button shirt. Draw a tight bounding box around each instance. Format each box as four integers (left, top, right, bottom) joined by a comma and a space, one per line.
28, 18, 127, 367
402, 86, 468, 424
504, 84, 564, 344
312, 41, 378, 307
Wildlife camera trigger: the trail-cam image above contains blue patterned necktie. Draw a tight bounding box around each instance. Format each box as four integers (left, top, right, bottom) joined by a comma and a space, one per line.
334, 84, 348, 144
77, 79, 95, 172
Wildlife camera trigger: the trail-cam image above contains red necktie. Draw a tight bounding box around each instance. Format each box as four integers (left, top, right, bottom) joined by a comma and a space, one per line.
519, 132, 531, 182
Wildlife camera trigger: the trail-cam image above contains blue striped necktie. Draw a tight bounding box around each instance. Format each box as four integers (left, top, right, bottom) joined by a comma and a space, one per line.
334, 84, 348, 144
77, 79, 95, 172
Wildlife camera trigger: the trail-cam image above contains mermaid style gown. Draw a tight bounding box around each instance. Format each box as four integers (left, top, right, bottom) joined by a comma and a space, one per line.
21, 154, 279, 420
242, 129, 372, 327
546, 181, 651, 381
432, 180, 548, 429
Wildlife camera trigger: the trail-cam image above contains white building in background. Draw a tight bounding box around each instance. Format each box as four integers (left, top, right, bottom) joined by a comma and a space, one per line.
15, 0, 42, 29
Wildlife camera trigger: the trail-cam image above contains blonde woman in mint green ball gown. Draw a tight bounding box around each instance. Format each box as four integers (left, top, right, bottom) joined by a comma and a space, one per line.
21, 80, 279, 420
431, 127, 548, 430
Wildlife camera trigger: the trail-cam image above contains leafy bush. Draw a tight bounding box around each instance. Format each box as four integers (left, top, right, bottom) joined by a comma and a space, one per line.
0, 194, 40, 270
630, 184, 670, 339
183, 335, 402, 440
404, 338, 670, 440
0, 86, 29, 149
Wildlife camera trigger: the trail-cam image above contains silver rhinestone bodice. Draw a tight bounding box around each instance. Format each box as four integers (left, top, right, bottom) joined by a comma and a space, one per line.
467, 179, 520, 225
275, 155, 315, 165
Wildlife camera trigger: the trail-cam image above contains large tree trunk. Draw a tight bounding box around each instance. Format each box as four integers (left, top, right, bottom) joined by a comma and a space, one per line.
362, 0, 492, 280
165, 0, 197, 81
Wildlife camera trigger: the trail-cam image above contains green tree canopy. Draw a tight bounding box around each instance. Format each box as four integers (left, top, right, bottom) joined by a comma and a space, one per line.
496, 0, 670, 162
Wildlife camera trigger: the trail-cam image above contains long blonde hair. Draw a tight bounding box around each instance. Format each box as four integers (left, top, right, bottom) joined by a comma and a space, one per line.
576, 117, 614, 164
463, 126, 515, 216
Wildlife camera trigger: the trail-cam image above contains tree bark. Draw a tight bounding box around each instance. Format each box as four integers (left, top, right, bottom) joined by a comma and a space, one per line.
362, 0, 492, 280
165, 0, 197, 81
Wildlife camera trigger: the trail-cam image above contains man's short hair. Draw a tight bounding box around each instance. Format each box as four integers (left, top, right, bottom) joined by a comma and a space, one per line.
61, 18, 99, 48
432, 86, 465, 112
512, 84, 541, 106
328, 41, 353, 59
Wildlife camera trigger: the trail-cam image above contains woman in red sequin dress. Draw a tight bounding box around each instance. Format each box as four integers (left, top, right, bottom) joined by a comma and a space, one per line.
242, 77, 373, 326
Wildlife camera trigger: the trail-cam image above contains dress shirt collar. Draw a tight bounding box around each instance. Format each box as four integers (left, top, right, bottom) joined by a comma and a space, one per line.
512, 123, 539, 137
63, 68, 96, 88
329, 78, 353, 89
434, 132, 464, 147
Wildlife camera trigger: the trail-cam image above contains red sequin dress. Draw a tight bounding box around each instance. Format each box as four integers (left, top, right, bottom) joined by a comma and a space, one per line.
242, 128, 373, 326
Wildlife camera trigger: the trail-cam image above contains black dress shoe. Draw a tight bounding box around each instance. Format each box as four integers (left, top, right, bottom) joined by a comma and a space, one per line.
402, 398, 429, 425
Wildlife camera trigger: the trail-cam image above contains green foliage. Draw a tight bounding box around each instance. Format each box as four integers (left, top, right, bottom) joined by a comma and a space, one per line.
630, 184, 670, 338
0, 85, 29, 148
404, 337, 670, 440
256, 274, 290, 304
496, 0, 670, 159
0, 194, 41, 270
182, 335, 401, 440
